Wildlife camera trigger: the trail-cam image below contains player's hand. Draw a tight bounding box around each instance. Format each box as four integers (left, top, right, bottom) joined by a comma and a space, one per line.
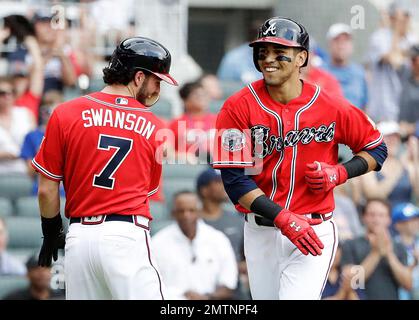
38, 231, 66, 267
274, 209, 324, 256
235, 203, 252, 214
38, 213, 66, 267
305, 161, 348, 194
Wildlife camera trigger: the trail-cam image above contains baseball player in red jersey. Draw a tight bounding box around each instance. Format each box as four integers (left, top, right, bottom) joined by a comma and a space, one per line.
212, 17, 388, 299
32, 37, 178, 299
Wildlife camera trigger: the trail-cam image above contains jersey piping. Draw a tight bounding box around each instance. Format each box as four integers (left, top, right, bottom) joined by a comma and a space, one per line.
84, 95, 151, 113
284, 85, 320, 209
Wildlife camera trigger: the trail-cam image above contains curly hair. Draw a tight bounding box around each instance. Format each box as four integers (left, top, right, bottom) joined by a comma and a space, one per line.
102, 66, 137, 86
102, 66, 152, 86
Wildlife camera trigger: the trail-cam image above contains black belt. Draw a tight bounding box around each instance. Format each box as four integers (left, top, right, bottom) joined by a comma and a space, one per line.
70, 214, 133, 225
70, 214, 150, 230
244, 213, 330, 227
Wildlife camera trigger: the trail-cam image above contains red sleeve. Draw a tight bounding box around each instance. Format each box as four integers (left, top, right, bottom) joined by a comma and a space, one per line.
148, 162, 162, 198
212, 100, 254, 168
148, 117, 165, 197
337, 101, 383, 153
149, 176, 164, 202
31, 110, 64, 181
15, 91, 41, 119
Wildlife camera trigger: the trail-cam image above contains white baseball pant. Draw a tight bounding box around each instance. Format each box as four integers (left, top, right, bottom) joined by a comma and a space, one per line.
244, 213, 338, 300
64, 215, 165, 300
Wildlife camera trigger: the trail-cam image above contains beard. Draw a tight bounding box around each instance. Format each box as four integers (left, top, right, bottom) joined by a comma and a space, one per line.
135, 77, 160, 107
135, 78, 149, 105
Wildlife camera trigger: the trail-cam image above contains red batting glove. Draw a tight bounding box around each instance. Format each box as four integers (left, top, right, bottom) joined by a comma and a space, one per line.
274, 209, 324, 256
305, 161, 348, 194
235, 203, 252, 214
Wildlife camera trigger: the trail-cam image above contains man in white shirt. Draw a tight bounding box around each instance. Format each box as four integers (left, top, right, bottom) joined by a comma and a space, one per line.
0, 217, 26, 276
0, 78, 35, 175
152, 191, 238, 300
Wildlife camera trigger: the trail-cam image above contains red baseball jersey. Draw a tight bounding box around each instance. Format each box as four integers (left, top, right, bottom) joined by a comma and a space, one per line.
32, 92, 165, 219
213, 79, 383, 214
169, 113, 217, 154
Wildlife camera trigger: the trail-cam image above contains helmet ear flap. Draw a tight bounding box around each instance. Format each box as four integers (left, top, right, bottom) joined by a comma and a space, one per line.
253, 46, 261, 72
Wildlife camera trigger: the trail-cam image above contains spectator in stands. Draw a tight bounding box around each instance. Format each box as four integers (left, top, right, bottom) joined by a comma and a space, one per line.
0, 77, 35, 175
0, 217, 26, 276
366, 1, 417, 122
324, 23, 368, 110
217, 20, 262, 85
399, 44, 419, 137
401, 135, 419, 200
20, 90, 65, 196
152, 191, 238, 300
361, 121, 417, 206
333, 185, 364, 241
196, 168, 249, 299
3, 254, 63, 300
196, 168, 244, 262
392, 203, 419, 300
32, 9, 77, 92
341, 199, 412, 299
199, 74, 223, 101
322, 245, 366, 300
0, 22, 44, 120
300, 43, 344, 98
169, 81, 217, 163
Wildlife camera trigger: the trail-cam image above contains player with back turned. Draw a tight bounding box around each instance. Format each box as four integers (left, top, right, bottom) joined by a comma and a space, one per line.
212, 17, 388, 299
32, 37, 178, 299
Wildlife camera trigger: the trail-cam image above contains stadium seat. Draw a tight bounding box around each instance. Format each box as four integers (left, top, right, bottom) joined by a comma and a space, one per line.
5, 217, 42, 250
87, 77, 104, 92
0, 175, 32, 200
15, 196, 39, 217
149, 201, 170, 221
0, 276, 29, 299
7, 248, 37, 265
163, 178, 196, 204
209, 99, 224, 114
220, 80, 243, 99
163, 163, 209, 180
152, 98, 173, 119
150, 219, 174, 237
0, 197, 13, 217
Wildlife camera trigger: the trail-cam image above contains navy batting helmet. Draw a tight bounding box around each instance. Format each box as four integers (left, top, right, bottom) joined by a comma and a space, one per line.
108, 37, 178, 86
249, 17, 310, 70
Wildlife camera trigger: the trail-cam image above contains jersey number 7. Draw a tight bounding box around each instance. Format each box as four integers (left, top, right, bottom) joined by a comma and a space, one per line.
93, 134, 133, 190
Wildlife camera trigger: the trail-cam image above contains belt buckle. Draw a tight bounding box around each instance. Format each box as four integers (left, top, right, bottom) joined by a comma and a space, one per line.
81, 215, 105, 225
134, 216, 150, 230
307, 212, 333, 221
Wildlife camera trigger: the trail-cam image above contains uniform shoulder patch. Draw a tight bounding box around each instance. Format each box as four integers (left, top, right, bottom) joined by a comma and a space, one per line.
222, 129, 246, 152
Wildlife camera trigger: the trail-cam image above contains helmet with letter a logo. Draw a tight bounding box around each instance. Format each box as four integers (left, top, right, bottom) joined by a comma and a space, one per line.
249, 17, 310, 70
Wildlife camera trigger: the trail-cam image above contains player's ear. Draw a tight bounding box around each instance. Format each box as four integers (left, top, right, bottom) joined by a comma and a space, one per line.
295, 49, 307, 67
133, 70, 146, 87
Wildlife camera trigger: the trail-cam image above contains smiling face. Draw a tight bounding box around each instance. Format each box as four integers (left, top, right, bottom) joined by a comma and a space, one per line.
256, 44, 307, 87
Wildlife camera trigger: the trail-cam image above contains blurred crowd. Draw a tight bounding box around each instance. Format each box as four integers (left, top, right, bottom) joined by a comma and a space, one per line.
0, 1, 418, 300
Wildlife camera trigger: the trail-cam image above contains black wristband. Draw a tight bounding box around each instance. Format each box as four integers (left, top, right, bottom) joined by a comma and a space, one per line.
41, 213, 63, 238
342, 155, 369, 179
250, 195, 283, 221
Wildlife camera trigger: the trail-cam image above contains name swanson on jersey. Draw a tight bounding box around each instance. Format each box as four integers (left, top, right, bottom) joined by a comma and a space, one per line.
251, 122, 336, 158
81, 108, 156, 140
